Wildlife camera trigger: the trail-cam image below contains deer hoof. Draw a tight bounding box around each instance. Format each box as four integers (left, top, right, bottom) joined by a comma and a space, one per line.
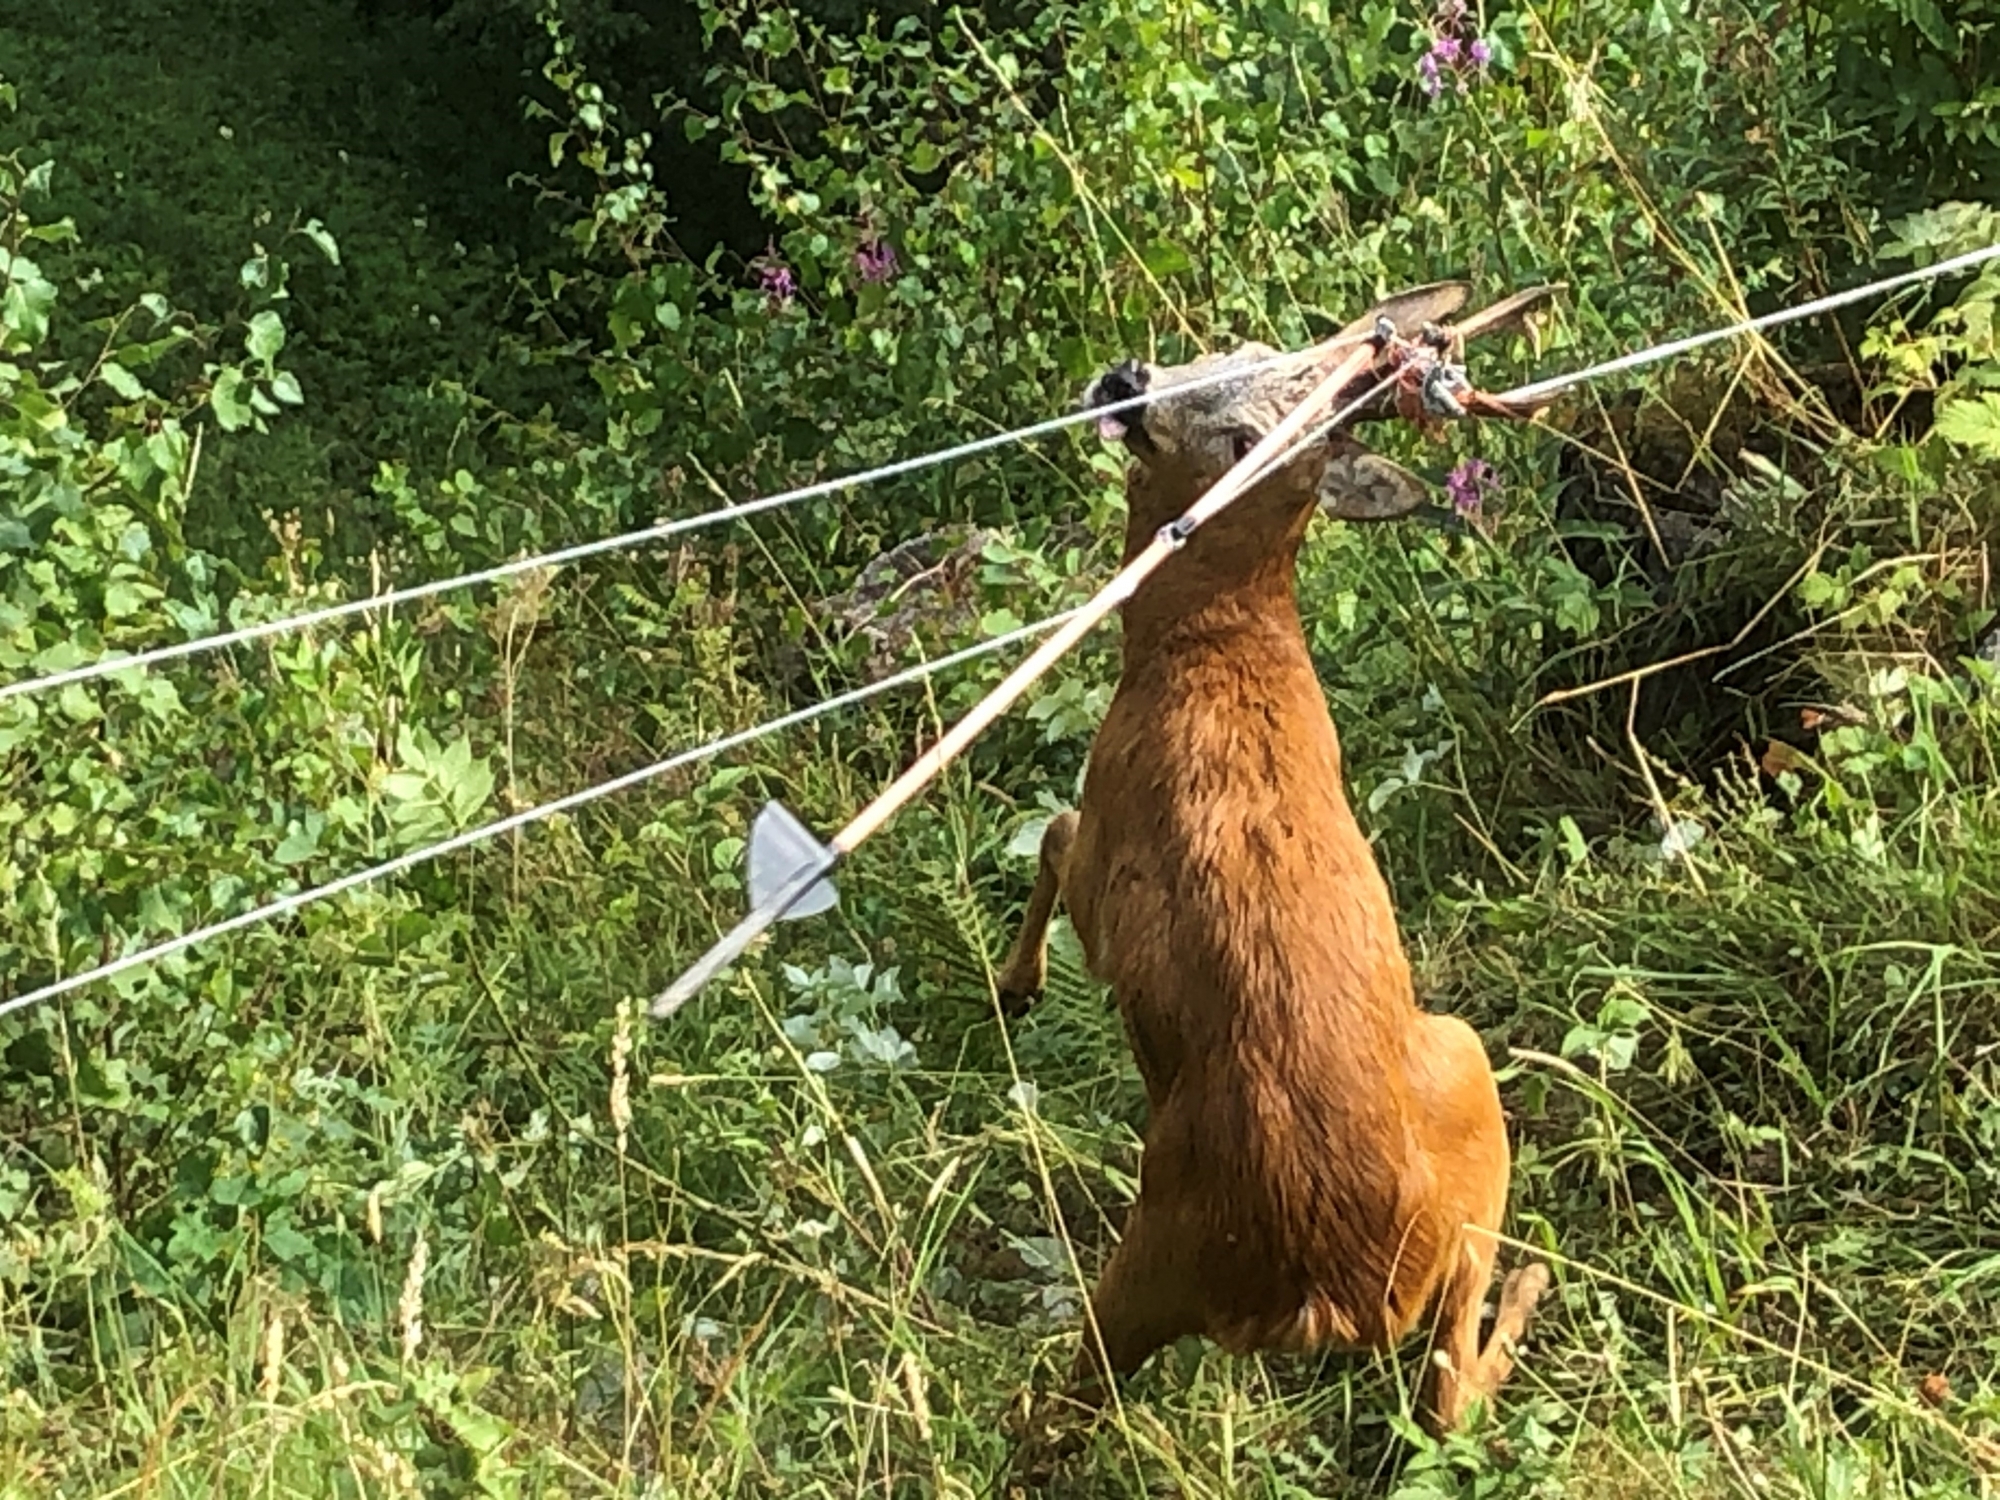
995, 969, 1046, 1017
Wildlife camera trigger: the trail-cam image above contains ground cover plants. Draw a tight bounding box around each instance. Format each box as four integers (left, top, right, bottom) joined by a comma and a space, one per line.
4, 0, 2000, 1494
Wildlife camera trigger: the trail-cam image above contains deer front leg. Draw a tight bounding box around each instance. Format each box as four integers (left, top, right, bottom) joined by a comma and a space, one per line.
995, 810, 1079, 1014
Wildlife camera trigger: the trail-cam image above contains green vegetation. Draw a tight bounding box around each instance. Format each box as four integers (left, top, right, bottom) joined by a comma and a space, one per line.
5, 0, 2000, 1494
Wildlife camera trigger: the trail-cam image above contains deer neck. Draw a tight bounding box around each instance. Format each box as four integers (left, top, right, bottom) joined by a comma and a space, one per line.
1116, 505, 1315, 669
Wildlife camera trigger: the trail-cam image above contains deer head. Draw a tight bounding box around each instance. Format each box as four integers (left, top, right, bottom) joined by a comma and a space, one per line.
1082, 281, 1562, 537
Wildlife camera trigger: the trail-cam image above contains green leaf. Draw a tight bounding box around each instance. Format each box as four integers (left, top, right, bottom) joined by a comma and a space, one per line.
210, 1174, 258, 1208
269, 370, 304, 405
1054, 335, 1094, 380
1552, 589, 1601, 638
262, 1217, 315, 1265
245, 310, 285, 363
274, 825, 320, 864
58, 683, 100, 723
1599, 995, 1652, 1029
103, 580, 146, 618
1141, 240, 1192, 277
1904, 0, 1949, 50
211, 367, 253, 431
298, 217, 340, 266
1935, 394, 2000, 458
99, 360, 146, 400
1, 253, 56, 350
382, 771, 431, 803
166, 1217, 231, 1268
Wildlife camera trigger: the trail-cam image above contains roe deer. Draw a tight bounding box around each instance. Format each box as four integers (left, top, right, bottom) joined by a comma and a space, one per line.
997, 284, 1555, 1434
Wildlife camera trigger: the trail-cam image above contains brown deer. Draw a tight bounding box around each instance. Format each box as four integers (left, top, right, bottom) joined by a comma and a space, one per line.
996, 284, 1555, 1435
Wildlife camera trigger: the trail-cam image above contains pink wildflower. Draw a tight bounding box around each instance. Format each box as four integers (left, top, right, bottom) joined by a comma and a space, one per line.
854, 237, 898, 284
1445, 457, 1501, 519
752, 240, 796, 309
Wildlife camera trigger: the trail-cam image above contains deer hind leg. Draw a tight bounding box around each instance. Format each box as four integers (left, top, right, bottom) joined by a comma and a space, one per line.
1421, 1230, 1550, 1434
995, 810, 1079, 1013
1409, 1014, 1550, 1433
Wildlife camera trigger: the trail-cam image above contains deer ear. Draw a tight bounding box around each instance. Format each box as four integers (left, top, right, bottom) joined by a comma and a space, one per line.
1336, 281, 1475, 341
1448, 283, 1565, 346
1317, 434, 1430, 521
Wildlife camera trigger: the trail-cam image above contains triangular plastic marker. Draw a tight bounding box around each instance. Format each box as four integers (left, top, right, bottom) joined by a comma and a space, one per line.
747, 801, 840, 918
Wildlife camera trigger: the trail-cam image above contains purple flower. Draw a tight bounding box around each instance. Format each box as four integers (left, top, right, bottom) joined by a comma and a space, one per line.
854, 237, 898, 284
1445, 457, 1501, 519
1416, 0, 1494, 100
752, 240, 796, 309
759, 263, 796, 303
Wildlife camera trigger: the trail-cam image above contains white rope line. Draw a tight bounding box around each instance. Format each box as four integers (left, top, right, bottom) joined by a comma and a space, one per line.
1256, 241, 2000, 485
0, 608, 1078, 1021
1500, 241, 2000, 404
0, 350, 1319, 704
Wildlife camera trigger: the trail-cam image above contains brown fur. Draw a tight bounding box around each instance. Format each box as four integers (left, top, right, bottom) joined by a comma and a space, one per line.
997, 336, 1549, 1434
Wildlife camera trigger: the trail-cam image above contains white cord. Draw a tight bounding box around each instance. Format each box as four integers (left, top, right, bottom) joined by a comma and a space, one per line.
0, 607, 1078, 1020
1499, 241, 2000, 404
1241, 245, 2000, 493
0, 350, 1306, 704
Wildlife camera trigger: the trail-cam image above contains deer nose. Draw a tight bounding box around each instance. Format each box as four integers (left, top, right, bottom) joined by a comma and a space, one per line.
1085, 360, 1151, 445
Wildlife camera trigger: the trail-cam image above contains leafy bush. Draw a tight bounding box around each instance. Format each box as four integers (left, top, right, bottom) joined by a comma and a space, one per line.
1820, 0, 2000, 202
